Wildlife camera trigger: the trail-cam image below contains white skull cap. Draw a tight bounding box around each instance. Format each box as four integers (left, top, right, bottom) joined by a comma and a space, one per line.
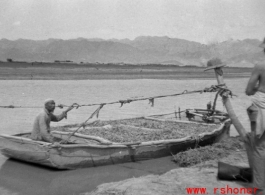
44, 98, 55, 106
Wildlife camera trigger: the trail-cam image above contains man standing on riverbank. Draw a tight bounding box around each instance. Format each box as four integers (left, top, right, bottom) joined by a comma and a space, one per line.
31, 99, 75, 143
245, 37, 265, 194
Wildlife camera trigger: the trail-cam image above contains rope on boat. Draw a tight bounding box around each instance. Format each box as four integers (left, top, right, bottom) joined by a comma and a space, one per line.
0, 83, 232, 142
0, 84, 230, 109
209, 90, 221, 116
0, 105, 43, 108
218, 87, 236, 98
57, 84, 229, 142
61, 104, 105, 143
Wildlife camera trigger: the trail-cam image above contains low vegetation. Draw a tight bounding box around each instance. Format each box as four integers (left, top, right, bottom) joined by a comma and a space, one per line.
173, 137, 244, 167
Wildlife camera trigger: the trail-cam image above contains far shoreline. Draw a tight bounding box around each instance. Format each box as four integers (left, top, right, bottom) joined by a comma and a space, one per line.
0, 77, 251, 80
0, 61, 252, 80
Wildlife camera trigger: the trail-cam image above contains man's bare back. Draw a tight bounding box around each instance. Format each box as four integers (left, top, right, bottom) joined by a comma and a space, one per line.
246, 62, 265, 95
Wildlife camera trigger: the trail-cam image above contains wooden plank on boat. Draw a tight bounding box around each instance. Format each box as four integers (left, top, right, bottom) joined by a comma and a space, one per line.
143, 116, 217, 126
51, 131, 113, 145
188, 111, 228, 120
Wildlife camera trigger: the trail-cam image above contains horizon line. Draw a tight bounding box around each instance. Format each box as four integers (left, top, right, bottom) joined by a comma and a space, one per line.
0, 36, 262, 45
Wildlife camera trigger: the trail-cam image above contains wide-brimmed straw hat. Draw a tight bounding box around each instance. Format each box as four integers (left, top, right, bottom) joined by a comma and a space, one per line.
259, 37, 265, 48
204, 58, 226, 71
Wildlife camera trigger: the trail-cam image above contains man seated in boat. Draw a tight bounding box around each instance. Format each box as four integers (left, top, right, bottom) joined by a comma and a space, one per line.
31, 99, 75, 143
245, 37, 265, 193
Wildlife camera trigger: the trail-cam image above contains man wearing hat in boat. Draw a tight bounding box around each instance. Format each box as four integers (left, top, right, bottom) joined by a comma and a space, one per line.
31, 99, 75, 143
245, 37, 265, 194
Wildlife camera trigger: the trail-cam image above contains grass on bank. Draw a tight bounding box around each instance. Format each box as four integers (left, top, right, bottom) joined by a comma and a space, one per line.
173, 137, 245, 167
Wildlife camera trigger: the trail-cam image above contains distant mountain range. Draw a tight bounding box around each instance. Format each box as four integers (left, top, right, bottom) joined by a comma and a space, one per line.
0, 36, 264, 67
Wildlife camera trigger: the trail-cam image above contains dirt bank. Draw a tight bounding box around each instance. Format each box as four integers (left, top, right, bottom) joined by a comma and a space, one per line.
0, 61, 251, 80
85, 141, 252, 195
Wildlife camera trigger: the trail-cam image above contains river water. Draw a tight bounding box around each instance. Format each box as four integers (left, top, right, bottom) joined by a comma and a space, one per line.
0, 78, 252, 195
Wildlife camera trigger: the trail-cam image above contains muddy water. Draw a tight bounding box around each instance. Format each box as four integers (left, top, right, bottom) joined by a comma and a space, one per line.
0, 79, 251, 195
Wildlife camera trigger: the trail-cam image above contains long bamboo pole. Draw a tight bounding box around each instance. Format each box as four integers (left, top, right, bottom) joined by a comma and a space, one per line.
205, 60, 247, 139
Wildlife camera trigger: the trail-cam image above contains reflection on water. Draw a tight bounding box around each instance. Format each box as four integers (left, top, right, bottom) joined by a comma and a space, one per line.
0, 157, 176, 195
0, 78, 252, 194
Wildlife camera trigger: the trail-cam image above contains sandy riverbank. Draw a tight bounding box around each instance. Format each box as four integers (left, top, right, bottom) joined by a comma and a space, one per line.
86, 138, 253, 195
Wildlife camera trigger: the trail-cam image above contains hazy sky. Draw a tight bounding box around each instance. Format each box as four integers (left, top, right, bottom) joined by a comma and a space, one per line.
0, 0, 265, 43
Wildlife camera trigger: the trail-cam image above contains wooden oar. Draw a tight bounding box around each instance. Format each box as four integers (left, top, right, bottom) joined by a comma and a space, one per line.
204, 59, 246, 139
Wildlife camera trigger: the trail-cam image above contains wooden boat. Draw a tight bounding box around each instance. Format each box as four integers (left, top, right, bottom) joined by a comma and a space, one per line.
0, 115, 231, 169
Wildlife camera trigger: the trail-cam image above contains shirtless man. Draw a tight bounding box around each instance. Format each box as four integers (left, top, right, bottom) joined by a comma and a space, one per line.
31, 99, 75, 142
246, 40, 265, 96
245, 38, 265, 194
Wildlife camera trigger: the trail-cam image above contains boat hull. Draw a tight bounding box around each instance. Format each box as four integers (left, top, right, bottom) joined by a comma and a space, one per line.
0, 119, 231, 169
